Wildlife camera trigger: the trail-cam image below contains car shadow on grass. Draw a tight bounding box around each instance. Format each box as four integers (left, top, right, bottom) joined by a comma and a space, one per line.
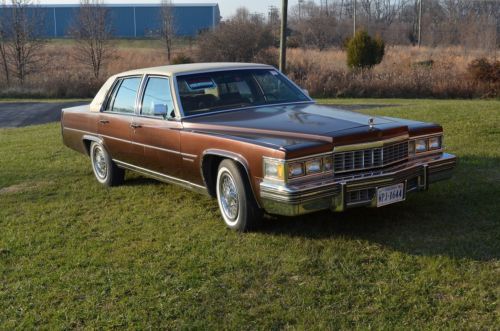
257, 156, 500, 262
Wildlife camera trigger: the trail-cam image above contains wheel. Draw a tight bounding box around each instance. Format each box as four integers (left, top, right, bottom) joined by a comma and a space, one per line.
216, 159, 262, 231
90, 142, 124, 187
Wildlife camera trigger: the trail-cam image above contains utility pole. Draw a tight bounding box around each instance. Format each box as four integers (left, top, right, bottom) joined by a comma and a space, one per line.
279, 0, 288, 73
353, 0, 357, 36
418, 0, 422, 47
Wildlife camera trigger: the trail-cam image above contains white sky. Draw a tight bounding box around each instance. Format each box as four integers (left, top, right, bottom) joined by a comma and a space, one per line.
38, 0, 305, 19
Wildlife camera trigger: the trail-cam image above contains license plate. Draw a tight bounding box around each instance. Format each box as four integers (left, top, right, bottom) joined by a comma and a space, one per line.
377, 183, 405, 207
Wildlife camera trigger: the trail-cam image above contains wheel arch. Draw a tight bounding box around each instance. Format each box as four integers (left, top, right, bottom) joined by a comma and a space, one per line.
82, 135, 104, 156
201, 149, 260, 208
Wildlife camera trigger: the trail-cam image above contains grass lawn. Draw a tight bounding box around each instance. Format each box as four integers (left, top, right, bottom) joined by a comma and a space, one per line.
0, 99, 499, 329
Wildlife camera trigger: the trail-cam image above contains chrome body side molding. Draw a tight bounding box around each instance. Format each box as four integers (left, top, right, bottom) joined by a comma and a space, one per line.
114, 160, 209, 196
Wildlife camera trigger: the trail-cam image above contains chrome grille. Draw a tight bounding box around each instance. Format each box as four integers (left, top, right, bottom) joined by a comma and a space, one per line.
333, 141, 408, 173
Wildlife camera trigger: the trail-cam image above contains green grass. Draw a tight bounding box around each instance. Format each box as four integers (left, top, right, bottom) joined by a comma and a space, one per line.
1, 99, 499, 329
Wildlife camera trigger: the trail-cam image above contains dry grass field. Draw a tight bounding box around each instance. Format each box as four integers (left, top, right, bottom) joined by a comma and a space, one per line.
0, 40, 498, 99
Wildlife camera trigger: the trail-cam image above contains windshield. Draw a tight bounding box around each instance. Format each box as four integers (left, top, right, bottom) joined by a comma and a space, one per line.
176, 69, 310, 116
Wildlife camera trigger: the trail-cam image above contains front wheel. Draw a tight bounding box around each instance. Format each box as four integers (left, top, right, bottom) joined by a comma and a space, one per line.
90, 142, 124, 187
216, 159, 262, 231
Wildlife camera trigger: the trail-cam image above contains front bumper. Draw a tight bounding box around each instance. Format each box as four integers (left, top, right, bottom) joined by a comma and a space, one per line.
259, 153, 457, 216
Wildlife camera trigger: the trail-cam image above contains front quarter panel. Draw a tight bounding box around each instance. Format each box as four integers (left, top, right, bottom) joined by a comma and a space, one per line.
179, 130, 285, 203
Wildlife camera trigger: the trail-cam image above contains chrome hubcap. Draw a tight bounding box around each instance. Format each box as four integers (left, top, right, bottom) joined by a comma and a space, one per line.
93, 146, 107, 179
219, 172, 239, 221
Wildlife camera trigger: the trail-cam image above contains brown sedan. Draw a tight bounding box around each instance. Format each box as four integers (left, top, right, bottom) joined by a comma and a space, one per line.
61, 63, 457, 231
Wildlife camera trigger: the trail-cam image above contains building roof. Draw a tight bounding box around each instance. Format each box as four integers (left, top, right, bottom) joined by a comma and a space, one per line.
30, 3, 219, 8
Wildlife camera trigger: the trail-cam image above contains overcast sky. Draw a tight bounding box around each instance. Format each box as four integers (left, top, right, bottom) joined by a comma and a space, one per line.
39, 0, 304, 19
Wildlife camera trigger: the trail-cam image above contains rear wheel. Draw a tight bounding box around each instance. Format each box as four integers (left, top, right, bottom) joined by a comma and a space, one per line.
216, 159, 262, 231
90, 142, 124, 187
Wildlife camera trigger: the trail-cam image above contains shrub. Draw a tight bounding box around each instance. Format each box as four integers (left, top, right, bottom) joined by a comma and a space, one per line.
170, 53, 193, 65
346, 30, 385, 69
467, 58, 500, 83
196, 17, 274, 62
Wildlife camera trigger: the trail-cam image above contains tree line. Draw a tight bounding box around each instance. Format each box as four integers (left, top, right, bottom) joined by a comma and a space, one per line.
284, 0, 499, 51
0, 0, 175, 86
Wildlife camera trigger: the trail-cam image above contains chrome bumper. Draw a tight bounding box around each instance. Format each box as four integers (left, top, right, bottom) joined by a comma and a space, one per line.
259, 153, 457, 216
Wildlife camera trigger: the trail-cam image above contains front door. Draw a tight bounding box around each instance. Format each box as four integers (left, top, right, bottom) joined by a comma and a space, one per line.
131, 76, 182, 177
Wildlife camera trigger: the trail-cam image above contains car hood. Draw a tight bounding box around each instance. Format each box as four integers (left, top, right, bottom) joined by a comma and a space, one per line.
182, 103, 408, 149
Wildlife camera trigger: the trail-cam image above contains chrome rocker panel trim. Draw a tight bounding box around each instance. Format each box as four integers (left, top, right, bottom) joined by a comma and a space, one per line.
259, 153, 457, 216
114, 160, 209, 196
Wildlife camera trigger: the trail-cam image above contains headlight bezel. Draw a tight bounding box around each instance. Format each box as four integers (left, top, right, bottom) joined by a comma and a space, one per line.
263, 153, 334, 183
409, 134, 443, 156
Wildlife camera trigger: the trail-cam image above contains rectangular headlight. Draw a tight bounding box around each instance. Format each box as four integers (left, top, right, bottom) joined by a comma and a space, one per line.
288, 162, 304, 178
429, 136, 441, 150
264, 159, 284, 181
415, 139, 427, 153
305, 158, 322, 174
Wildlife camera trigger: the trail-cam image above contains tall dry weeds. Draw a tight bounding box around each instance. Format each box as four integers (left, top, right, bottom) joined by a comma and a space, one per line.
0, 44, 497, 98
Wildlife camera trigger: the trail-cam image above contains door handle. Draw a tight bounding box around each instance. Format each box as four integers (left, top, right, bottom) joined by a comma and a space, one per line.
130, 123, 142, 129
99, 120, 109, 124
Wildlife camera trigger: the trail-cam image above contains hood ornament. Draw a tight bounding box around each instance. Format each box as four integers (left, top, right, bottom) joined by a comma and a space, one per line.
368, 117, 375, 129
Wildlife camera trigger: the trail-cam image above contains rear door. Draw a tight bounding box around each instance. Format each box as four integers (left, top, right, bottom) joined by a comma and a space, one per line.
98, 76, 143, 164
131, 75, 183, 177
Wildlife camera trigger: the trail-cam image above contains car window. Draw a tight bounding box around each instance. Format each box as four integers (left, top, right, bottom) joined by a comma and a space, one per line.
141, 77, 175, 118
176, 69, 309, 116
106, 77, 142, 114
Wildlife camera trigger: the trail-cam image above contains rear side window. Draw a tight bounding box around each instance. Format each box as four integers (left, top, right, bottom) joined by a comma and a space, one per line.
141, 77, 175, 118
105, 77, 142, 114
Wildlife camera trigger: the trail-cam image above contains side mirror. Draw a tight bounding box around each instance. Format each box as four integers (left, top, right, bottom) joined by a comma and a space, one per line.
153, 104, 168, 116
302, 89, 310, 96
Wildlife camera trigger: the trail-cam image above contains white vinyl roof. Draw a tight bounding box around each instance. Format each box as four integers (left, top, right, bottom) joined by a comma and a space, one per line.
116, 62, 273, 77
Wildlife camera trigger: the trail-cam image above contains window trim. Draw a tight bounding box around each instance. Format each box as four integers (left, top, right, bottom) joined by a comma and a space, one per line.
102, 74, 144, 116
137, 74, 177, 120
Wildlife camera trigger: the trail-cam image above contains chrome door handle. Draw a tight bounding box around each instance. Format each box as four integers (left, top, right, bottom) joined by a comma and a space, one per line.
130, 123, 142, 129
99, 120, 109, 124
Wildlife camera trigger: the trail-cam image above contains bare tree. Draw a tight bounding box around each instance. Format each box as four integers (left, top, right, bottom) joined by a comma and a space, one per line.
0, 1, 10, 84
70, 0, 113, 80
1, 0, 46, 85
160, 0, 175, 62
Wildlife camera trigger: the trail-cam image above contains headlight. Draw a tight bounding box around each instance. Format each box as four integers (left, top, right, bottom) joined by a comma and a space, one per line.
305, 158, 322, 174
288, 162, 304, 178
264, 159, 284, 180
410, 135, 443, 156
429, 136, 441, 150
415, 139, 427, 153
263, 154, 334, 182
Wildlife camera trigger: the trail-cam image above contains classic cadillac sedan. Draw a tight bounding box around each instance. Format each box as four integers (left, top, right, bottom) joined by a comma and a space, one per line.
61, 63, 457, 231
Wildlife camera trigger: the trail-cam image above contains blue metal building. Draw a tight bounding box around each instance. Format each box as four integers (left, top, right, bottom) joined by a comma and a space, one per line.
1, 3, 220, 38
